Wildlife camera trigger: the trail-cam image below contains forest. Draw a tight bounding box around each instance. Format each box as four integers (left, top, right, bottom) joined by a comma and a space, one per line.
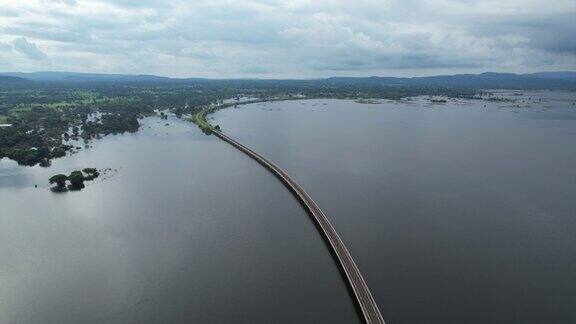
0, 79, 478, 166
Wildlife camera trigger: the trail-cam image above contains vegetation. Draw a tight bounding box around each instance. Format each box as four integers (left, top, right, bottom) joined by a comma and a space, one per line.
48, 168, 100, 192
191, 109, 214, 134
49, 174, 68, 191
68, 171, 85, 190
82, 168, 100, 180
0, 80, 481, 166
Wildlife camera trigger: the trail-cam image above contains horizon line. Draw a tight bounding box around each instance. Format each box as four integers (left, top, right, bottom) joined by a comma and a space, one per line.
1, 70, 575, 81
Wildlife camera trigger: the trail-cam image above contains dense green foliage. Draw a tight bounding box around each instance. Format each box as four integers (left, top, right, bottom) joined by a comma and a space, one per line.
68, 171, 85, 190
48, 174, 68, 189
82, 168, 100, 180
48, 168, 100, 192
0, 80, 479, 166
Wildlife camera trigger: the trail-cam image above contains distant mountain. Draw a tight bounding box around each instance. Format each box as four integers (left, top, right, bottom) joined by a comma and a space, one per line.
0, 75, 30, 84
326, 72, 576, 89
0, 71, 170, 82
1, 70, 575, 89
526, 71, 576, 81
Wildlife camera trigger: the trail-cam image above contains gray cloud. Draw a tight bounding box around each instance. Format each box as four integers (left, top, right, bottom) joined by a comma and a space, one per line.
0, 0, 574, 77
11, 38, 47, 60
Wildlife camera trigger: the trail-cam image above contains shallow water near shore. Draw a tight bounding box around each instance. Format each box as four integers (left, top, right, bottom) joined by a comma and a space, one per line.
0, 116, 360, 323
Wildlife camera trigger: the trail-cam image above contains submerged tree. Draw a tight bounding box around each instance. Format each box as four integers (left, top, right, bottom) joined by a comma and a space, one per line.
68, 171, 85, 190
82, 167, 100, 180
49, 174, 68, 191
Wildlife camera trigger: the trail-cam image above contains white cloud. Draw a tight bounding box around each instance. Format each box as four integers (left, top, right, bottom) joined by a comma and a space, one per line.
0, 0, 574, 77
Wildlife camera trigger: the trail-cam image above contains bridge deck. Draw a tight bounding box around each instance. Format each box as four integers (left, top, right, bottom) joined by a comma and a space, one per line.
213, 129, 385, 324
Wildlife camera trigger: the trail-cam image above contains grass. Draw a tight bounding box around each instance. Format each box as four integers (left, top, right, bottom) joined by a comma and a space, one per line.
190, 109, 214, 132
0, 114, 6, 123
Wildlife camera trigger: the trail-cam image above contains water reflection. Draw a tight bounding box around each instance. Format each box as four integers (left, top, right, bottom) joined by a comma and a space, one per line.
0, 115, 360, 324
214, 91, 576, 323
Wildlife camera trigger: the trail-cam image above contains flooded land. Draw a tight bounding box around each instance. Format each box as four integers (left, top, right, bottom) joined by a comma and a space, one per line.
1, 90, 575, 323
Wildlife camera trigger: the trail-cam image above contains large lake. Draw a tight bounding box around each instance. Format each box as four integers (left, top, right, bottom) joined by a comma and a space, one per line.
1, 90, 575, 323
0, 116, 359, 323
213, 91, 576, 323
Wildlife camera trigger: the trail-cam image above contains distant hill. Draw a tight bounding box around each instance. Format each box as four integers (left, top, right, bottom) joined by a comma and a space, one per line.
0, 75, 30, 85
526, 71, 576, 82
326, 72, 576, 89
1, 71, 575, 89
0, 71, 170, 82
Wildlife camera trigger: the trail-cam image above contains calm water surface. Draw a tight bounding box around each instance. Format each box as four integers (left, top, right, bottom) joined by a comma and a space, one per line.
213, 91, 576, 323
1, 91, 575, 323
0, 117, 359, 323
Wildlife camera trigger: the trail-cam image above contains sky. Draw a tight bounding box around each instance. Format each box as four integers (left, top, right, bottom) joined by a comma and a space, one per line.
0, 0, 574, 78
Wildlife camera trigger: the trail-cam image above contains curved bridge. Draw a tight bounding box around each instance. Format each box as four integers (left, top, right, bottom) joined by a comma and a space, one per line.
213, 129, 385, 324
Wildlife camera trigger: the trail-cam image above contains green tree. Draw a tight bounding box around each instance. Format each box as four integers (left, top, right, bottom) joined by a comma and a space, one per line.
49, 174, 68, 189
68, 171, 85, 190
82, 168, 100, 180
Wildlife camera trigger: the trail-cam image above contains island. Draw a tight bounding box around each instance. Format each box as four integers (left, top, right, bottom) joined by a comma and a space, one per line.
49, 168, 100, 192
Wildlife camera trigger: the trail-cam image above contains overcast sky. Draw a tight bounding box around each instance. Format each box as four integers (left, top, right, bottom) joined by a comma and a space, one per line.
0, 0, 574, 78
